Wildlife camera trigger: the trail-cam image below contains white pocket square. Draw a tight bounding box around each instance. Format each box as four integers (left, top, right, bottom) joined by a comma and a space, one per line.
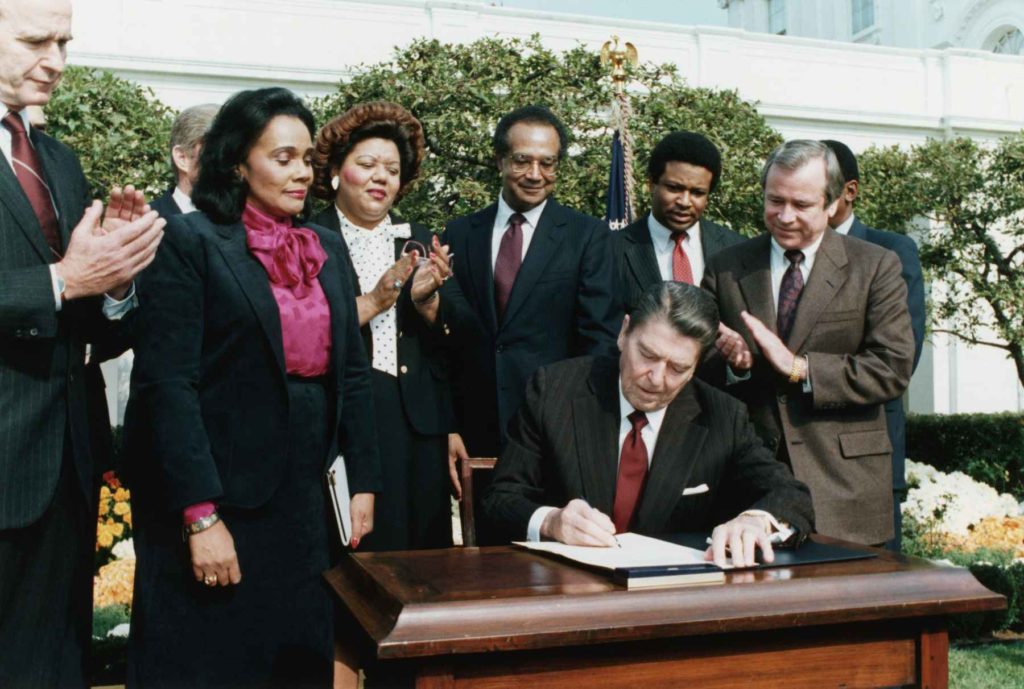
681, 483, 710, 496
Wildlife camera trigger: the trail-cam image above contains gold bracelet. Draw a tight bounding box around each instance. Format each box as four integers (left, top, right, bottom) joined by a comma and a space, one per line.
788, 355, 805, 384
183, 512, 221, 541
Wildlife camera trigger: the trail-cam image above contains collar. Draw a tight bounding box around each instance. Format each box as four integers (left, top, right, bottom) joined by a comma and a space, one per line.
770, 229, 826, 266
647, 212, 700, 249
173, 187, 195, 214
495, 193, 547, 230
833, 213, 855, 236
335, 206, 411, 241
0, 105, 31, 135
617, 377, 668, 438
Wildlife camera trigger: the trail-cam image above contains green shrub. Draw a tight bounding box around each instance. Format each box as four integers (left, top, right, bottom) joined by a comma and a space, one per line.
906, 413, 1024, 496
44, 65, 175, 200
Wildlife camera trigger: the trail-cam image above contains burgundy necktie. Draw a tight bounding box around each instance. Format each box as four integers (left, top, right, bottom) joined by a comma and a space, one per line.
2, 111, 61, 255
671, 231, 694, 284
612, 410, 649, 533
494, 212, 525, 320
776, 249, 805, 343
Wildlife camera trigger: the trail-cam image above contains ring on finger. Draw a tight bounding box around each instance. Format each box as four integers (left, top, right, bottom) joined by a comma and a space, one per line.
392, 279, 402, 290
203, 573, 218, 587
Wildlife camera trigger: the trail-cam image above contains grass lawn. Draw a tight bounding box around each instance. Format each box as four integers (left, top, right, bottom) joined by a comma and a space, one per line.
951, 641, 1024, 688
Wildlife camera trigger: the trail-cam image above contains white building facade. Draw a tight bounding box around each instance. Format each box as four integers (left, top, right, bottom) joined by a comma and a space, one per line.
69, 0, 1024, 416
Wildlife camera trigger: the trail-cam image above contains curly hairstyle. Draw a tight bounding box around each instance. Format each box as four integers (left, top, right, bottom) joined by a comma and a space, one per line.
311, 101, 425, 201
192, 87, 316, 224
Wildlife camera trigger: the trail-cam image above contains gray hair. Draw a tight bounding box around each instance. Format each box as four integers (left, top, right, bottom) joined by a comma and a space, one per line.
168, 103, 220, 173
627, 282, 719, 353
760, 139, 844, 206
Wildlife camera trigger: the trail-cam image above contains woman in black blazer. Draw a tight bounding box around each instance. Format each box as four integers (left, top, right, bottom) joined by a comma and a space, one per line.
125, 88, 380, 688
310, 101, 455, 553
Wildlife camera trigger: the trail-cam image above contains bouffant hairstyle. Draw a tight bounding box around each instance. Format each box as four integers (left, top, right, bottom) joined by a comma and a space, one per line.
311, 101, 425, 201
192, 88, 316, 224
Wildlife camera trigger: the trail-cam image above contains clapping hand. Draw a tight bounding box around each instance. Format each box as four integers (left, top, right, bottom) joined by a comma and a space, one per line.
409, 235, 453, 305
715, 321, 753, 373
740, 311, 799, 378
369, 253, 416, 313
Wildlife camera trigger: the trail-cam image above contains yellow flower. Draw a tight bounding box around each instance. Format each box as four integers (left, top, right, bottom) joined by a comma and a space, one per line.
113, 502, 130, 516
94, 557, 136, 607
111, 522, 124, 537
114, 488, 130, 502
97, 527, 114, 548
100, 486, 111, 500
123, 512, 133, 527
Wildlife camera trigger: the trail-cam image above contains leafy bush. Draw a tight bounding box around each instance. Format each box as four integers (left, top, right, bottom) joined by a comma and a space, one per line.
310, 35, 782, 234
44, 65, 175, 200
906, 413, 1024, 497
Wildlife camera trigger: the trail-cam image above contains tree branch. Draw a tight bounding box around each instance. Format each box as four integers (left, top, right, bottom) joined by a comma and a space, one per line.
931, 329, 1009, 351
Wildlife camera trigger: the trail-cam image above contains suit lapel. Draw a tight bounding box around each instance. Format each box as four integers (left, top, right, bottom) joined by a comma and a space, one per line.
622, 219, 662, 293
634, 385, 707, 533
315, 227, 350, 395
0, 146, 50, 262
786, 229, 848, 352
464, 205, 498, 333
736, 236, 776, 334
848, 217, 868, 241
572, 360, 620, 516
214, 222, 287, 376
700, 220, 726, 261
501, 200, 568, 327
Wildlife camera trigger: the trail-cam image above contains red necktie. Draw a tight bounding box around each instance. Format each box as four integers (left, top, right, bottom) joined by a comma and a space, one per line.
776, 250, 805, 343
612, 410, 649, 533
2, 111, 61, 256
494, 212, 525, 320
672, 232, 693, 284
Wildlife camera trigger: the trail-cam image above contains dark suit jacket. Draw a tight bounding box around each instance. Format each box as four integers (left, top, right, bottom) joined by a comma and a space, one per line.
309, 206, 454, 436
704, 229, 915, 544
482, 356, 814, 543
441, 198, 621, 457
124, 211, 381, 514
848, 217, 925, 495
615, 215, 744, 313
149, 186, 183, 219
0, 128, 117, 529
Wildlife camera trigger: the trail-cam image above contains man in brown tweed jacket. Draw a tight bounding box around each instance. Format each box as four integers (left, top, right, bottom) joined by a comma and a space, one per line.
703, 140, 914, 546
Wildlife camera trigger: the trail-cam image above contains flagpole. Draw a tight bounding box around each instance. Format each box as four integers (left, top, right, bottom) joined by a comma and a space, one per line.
601, 36, 638, 230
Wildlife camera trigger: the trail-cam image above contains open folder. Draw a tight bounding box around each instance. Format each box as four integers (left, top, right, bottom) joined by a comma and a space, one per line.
514, 532, 725, 589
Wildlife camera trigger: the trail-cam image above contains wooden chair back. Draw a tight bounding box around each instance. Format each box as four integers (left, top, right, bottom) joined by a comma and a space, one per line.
458, 457, 497, 547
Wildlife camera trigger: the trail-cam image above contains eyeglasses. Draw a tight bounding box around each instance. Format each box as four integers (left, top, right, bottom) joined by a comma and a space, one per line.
506, 154, 559, 176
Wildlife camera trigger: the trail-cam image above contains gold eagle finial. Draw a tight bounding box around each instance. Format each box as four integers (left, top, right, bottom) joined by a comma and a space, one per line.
600, 35, 638, 93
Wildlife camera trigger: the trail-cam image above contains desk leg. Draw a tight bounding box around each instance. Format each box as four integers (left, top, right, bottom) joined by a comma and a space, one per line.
918, 621, 949, 689
416, 662, 454, 689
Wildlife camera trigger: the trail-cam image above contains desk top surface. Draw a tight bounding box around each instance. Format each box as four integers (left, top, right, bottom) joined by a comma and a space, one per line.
324, 537, 1005, 659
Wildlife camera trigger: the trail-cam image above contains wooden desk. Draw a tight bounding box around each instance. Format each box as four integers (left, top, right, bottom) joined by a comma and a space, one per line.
325, 538, 1004, 689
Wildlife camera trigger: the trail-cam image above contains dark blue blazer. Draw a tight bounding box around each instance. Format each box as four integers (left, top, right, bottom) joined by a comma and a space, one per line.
149, 186, 183, 219
848, 216, 925, 493
124, 211, 381, 513
441, 198, 621, 457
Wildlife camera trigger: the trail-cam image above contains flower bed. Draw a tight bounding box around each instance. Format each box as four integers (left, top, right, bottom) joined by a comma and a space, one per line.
902, 459, 1024, 637
92, 471, 134, 684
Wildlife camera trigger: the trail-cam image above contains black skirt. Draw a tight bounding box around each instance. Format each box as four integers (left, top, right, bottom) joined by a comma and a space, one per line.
358, 369, 451, 552
128, 377, 334, 689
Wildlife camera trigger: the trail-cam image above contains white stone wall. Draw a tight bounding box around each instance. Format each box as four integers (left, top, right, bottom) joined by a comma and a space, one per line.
67, 0, 1024, 417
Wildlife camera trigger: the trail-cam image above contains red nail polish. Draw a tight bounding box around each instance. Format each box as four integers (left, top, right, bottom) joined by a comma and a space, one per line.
351, 537, 360, 549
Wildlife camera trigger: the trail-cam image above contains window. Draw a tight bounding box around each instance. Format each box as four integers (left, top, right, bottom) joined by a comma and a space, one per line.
768, 0, 786, 35
992, 28, 1024, 56
852, 0, 875, 34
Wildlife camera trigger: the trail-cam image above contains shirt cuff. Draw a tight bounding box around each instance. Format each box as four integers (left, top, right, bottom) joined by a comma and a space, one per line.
527, 506, 557, 542
49, 264, 63, 311
102, 283, 137, 320
740, 509, 796, 544
801, 356, 812, 393
183, 501, 218, 526
726, 365, 751, 385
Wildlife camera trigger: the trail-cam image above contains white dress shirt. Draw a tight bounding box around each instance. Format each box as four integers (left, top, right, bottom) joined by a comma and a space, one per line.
1, 104, 133, 318
647, 213, 704, 283
336, 207, 410, 377
172, 186, 196, 214
833, 214, 855, 236
491, 194, 546, 269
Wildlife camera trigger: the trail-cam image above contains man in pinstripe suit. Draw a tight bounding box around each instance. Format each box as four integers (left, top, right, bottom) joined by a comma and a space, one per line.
484, 282, 814, 568
0, 1, 164, 685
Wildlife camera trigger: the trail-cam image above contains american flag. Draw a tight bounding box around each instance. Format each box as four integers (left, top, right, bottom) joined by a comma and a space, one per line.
605, 130, 632, 230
